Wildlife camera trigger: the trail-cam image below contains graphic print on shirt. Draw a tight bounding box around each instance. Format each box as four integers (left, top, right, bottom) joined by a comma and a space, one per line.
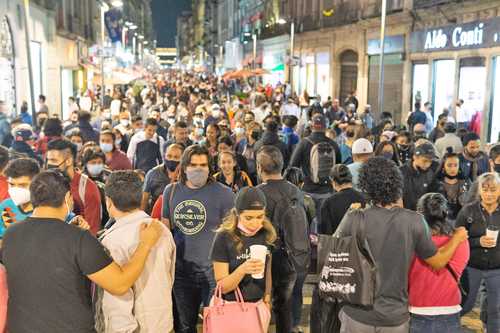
173, 200, 207, 235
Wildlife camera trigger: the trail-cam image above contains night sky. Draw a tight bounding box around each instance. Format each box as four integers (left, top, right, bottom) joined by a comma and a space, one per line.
151, 0, 192, 47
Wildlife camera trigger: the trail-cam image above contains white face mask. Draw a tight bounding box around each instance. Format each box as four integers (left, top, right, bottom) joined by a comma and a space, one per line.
8, 187, 31, 206
212, 110, 221, 118
120, 119, 130, 127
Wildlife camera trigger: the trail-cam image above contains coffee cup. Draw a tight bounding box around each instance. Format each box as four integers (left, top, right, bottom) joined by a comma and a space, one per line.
249, 245, 267, 279
486, 225, 499, 246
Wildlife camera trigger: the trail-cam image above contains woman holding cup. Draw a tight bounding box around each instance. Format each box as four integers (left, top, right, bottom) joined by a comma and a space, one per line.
457, 172, 500, 332
210, 187, 276, 312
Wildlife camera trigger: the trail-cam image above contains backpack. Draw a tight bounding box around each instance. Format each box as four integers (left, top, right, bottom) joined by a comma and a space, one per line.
270, 184, 311, 273
305, 138, 336, 184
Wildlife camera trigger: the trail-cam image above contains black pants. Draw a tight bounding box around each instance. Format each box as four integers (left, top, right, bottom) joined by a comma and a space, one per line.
272, 250, 298, 333
173, 267, 215, 333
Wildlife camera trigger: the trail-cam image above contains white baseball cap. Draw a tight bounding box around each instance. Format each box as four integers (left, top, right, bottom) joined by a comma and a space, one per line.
352, 138, 374, 154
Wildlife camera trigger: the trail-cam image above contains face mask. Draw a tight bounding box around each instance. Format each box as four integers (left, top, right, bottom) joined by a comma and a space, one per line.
103, 112, 111, 119
251, 130, 261, 141
8, 187, 31, 206
212, 110, 221, 118
382, 152, 393, 160
237, 220, 263, 237
195, 128, 204, 136
74, 143, 82, 152
164, 159, 179, 172
120, 119, 130, 127
444, 173, 459, 179
235, 127, 245, 136
186, 167, 209, 188
87, 164, 104, 176
398, 144, 409, 151
46, 160, 67, 175
167, 117, 176, 126
345, 131, 355, 138
115, 138, 122, 146
194, 117, 204, 125
100, 143, 114, 153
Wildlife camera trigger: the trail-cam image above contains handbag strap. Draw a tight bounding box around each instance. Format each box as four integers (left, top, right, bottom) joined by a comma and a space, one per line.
446, 264, 467, 296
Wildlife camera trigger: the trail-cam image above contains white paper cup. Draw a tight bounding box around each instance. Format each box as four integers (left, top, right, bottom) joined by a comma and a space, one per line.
486, 227, 499, 245
249, 245, 267, 279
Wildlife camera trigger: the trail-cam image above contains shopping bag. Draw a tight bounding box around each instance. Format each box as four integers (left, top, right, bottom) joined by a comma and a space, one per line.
318, 209, 378, 306
203, 284, 270, 333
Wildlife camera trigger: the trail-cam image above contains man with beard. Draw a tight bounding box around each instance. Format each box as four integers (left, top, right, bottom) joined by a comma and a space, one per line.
459, 132, 489, 182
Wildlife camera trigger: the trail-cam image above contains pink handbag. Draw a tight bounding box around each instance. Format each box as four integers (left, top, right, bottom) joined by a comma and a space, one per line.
203, 284, 271, 333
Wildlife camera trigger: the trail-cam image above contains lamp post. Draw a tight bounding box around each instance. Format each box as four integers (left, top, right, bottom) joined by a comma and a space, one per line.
377, 0, 387, 118
252, 33, 257, 70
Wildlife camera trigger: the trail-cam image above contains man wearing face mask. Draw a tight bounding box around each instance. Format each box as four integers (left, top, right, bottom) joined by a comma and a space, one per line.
162, 145, 234, 333
46, 139, 102, 235
459, 132, 490, 183
0, 158, 40, 240
400, 142, 440, 210
142, 143, 184, 213
204, 103, 223, 131
100, 130, 132, 171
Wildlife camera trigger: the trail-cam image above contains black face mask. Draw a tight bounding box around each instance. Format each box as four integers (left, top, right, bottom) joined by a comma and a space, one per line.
444, 173, 459, 180
495, 163, 500, 173
345, 131, 355, 138
251, 130, 261, 141
164, 159, 179, 172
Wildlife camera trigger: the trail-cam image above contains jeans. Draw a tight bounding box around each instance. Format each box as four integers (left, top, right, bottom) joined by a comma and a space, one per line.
339, 310, 410, 333
272, 249, 298, 333
460, 267, 500, 332
173, 267, 216, 333
410, 313, 462, 333
292, 270, 307, 328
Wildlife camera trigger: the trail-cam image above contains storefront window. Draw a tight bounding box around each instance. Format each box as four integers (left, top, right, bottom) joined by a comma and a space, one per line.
0, 16, 16, 117
316, 52, 330, 102
412, 63, 429, 107
432, 59, 455, 119
490, 56, 500, 143
458, 57, 486, 136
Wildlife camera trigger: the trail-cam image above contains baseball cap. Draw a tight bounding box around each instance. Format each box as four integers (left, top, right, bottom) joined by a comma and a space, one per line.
211, 104, 221, 111
352, 138, 374, 155
234, 187, 267, 213
414, 142, 435, 158
311, 114, 326, 129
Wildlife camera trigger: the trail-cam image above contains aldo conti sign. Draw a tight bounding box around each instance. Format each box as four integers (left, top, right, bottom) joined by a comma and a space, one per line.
410, 17, 500, 52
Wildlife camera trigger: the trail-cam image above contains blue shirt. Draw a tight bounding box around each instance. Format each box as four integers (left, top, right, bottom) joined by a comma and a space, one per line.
0, 198, 32, 238
348, 162, 363, 191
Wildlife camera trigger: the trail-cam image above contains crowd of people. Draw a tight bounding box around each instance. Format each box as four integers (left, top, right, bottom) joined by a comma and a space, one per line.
0, 71, 498, 333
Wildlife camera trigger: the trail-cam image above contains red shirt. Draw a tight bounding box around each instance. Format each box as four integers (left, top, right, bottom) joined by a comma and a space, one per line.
151, 195, 163, 220
409, 235, 470, 308
70, 172, 102, 235
0, 176, 9, 202
106, 149, 132, 171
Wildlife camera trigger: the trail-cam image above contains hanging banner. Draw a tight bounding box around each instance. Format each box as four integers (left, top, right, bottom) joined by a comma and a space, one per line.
104, 9, 122, 43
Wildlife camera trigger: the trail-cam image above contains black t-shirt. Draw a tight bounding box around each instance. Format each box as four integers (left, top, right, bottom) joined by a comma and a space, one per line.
210, 230, 270, 302
1, 217, 113, 333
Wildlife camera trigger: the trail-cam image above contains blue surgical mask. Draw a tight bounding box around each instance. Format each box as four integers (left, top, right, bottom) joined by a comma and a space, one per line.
87, 164, 104, 176
100, 143, 114, 153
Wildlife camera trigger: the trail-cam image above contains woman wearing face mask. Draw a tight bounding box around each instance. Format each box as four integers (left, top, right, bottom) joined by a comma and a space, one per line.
457, 173, 500, 333
99, 130, 132, 171
214, 151, 252, 193
162, 145, 235, 333
433, 149, 471, 222
374, 141, 401, 166
210, 187, 275, 330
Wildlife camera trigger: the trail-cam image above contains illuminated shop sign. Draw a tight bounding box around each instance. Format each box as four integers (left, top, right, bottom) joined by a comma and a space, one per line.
410, 17, 500, 52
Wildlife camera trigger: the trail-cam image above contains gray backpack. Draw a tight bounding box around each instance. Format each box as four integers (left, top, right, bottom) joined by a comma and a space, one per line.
305, 138, 336, 184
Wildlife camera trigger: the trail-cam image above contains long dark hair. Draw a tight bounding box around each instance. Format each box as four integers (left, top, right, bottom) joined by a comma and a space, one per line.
178, 144, 215, 184
437, 148, 464, 180
417, 193, 453, 235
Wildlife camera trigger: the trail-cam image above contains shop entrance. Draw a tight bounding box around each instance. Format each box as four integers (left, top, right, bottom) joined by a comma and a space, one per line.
0, 16, 16, 117
339, 50, 358, 106
458, 57, 486, 136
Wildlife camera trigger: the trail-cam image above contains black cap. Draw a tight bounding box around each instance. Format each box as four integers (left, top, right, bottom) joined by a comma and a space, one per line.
414, 142, 435, 158
443, 122, 457, 133
234, 187, 267, 213
311, 114, 326, 129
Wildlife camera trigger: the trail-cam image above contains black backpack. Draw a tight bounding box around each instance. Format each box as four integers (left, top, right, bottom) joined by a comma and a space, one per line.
270, 184, 311, 273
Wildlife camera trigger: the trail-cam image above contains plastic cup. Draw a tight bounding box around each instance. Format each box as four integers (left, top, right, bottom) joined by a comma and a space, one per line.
486, 225, 499, 246
249, 245, 267, 279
